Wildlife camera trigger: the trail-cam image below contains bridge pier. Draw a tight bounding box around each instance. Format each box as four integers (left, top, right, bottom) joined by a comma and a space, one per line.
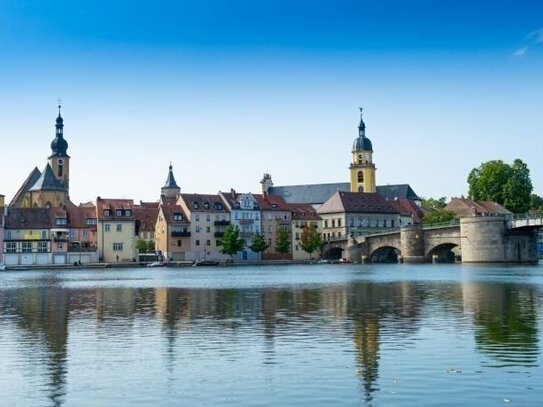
400, 224, 426, 263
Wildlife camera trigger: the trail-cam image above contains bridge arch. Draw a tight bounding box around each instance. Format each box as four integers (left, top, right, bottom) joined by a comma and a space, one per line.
370, 246, 401, 263
323, 247, 344, 261
426, 243, 460, 263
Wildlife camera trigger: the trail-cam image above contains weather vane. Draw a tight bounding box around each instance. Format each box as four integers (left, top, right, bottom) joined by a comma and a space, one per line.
57, 97, 62, 114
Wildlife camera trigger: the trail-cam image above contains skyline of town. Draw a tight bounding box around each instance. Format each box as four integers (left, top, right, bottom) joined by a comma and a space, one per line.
1, 1, 542, 203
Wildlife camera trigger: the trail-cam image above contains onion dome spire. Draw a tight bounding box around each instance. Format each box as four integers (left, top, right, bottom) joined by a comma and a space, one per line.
163, 162, 179, 188
51, 102, 68, 156
352, 107, 373, 152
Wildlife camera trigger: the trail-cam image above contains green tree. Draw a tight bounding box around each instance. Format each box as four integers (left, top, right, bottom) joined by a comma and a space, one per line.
249, 233, 268, 254
135, 239, 149, 253
529, 194, 543, 212
219, 225, 245, 258
468, 159, 533, 213
421, 197, 447, 211
422, 210, 456, 225
299, 224, 323, 258
275, 226, 291, 254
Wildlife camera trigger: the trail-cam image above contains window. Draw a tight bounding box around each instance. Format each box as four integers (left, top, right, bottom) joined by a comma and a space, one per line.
116, 224, 122, 232
113, 243, 123, 251
216, 240, 221, 246
357, 171, 364, 183
55, 218, 67, 226
295, 232, 300, 240
324, 220, 329, 228
85, 218, 97, 225
103, 210, 110, 217
42, 230, 47, 239
22, 242, 32, 253
6, 242, 16, 253
206, 214, 210, 222
338, 219, 342, 227
206, 240, 210, 246
105, 224, 111, 232
193, 202, 199, 210
358, 186, 364, 192
391, 220, 395, 228
195, 214, 200, 221
295, 245, 298, 251
206, 226, 210, 233
177, 240, 182, 247
195, 226, 201, 233
83, 230, 89, 238
213, 202, 223, 210
173, 213, 183, 221
69, 229, 75, 237
383, 220, 387, 228
124, 210, 132, 216
38, 242, 48, 253
57, 243, 63, 250
6, 231, 11, 240
196, 240, 200, 246
332, 219, 335, 228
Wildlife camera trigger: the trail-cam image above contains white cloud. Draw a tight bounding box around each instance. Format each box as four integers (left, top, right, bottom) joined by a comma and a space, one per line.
512, 46, 528, 57
527, 28, 543, 44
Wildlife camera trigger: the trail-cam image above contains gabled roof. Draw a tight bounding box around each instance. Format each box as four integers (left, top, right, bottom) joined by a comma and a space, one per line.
254, 194, 291, 211
28, 164, 65, 192
290, 203, 321, 221
65, 205, 98, 229
268, 182, 420, 205
9, 167, 42, 207
317, 191, 400, 215
445, 198, 512, 217
219, 190, 260, 211
160, 204, 190, 225
179, 194, 229, 213
376, 184, 420, 201
389, 198, 424, 223
96, 198, 135, 220
134, 205, 159, 232
5, 207, 52, 229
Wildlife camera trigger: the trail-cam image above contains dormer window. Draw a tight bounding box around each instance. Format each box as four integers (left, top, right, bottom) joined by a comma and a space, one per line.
203, 202, 210, 210
103, 210, 110, 217
193, 202, 199, 210
55, 218, 67, 226
124, 210, 132, 216
213, 202, 223, 210
173, 213, 183, 221
272, 204, 278, 208
85, 218, 97, 225
116, 210, 122, 216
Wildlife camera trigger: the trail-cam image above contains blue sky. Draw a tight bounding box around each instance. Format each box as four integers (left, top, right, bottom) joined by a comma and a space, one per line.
0, 0, 542, 203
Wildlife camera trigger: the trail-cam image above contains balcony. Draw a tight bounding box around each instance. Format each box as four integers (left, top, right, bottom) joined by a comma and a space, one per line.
277, 220, 291, 226
53, 236, 70, 243
171, 231, 191, 237
238, 219, 254, 225
214, 232, 224, 238
68, 246, 97, 253
214, 220, 230, 226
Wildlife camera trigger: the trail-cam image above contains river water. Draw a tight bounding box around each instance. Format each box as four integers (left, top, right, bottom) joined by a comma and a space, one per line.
0, 263, 542, 406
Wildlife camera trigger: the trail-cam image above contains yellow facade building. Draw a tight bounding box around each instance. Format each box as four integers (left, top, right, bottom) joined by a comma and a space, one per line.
349, 109, 376, 193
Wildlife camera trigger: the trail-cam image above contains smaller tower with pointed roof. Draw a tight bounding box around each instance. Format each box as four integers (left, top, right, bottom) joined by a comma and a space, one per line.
349, 108, 376, 193
161, 163, 181, 199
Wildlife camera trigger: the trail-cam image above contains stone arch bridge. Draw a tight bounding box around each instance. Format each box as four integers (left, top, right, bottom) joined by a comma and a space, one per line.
323, 215, 540, 263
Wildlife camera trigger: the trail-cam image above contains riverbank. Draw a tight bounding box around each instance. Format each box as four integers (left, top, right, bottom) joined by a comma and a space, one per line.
0, 259, 322, 272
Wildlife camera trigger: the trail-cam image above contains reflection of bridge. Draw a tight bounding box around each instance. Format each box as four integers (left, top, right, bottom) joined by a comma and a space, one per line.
324, 215, 542, 263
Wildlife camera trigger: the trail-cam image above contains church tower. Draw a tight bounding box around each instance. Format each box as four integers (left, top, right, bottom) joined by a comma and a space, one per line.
161, 163, 181, 199
349, 108, 376, 193
48, 104, 70, 191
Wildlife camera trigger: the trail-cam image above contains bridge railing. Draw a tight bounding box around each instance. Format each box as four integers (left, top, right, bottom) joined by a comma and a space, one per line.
421, 219, 460, 230
513, 213, 543, 220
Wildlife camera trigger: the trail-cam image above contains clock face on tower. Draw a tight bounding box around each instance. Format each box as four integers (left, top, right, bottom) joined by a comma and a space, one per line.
57, 158, 64, 165
357, 154, 363, 160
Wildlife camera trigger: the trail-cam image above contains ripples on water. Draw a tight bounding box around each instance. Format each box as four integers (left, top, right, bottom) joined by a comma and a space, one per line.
0, 263, 542, 406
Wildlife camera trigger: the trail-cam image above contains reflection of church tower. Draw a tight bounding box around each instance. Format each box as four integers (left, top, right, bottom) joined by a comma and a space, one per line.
353, 315, 380, 402
161, 163, 181, 199
48, 104, 70, 191
349, 109, 376, 193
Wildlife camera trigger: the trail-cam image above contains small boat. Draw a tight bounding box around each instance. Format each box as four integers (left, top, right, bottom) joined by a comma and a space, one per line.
0, 265, 6, 271
338, 257, 351, 264
193, 260, 219, 267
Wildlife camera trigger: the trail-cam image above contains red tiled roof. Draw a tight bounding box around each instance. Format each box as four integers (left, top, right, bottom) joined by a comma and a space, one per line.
389, 198, 424, 223
134, 206, 159, 232
160, 204, 190, 225
254, 194, 290, 211
289, 203, 321, 221
96, 198, 135, 220
445, 198, 512, 217
179, 194, 229, 213
66, 205, 98, 229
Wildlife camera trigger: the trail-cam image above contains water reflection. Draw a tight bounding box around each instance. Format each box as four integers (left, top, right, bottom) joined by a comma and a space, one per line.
0, 268, 541, 406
